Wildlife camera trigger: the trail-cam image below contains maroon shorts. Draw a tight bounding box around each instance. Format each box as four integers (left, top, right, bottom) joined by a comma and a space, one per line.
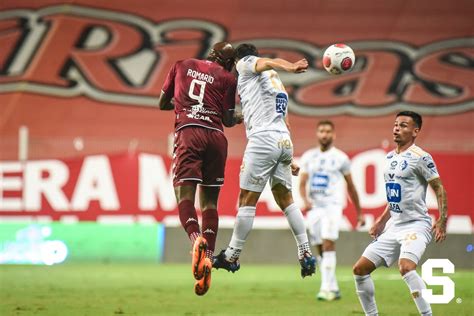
173, 126, 228, 187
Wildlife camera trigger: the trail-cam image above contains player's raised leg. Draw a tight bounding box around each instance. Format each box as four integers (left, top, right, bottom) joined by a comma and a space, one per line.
175, 185, 207, 281
353, 256, 378, 316
214, 189, 260, 272
272, 183, 316, 278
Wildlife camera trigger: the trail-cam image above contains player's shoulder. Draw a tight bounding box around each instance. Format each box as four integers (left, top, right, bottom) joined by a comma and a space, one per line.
236, 55, 259, 73
301, 147, 320, 158
332, 147, 349, 159
408, 145, 432, 160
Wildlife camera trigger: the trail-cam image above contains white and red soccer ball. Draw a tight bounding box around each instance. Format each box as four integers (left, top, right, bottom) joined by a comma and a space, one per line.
322, 43, 355, 75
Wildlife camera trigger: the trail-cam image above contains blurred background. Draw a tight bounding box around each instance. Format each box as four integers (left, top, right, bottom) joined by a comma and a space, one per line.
0, 0, 472, 269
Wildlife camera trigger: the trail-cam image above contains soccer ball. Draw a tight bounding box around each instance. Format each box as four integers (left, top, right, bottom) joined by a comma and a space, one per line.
322, 44, 355, 75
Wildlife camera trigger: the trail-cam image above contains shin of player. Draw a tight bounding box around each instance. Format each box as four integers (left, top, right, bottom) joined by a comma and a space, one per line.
213, 43, 316, 277
299, 120, 365, 301
352, 111, 448, 316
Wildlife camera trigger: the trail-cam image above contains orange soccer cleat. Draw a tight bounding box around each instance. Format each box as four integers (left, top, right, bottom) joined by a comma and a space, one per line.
192, 236, 208, 280
194, 257, 212, 296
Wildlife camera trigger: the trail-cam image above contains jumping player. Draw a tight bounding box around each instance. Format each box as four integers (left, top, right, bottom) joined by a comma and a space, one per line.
299, 120, 365, 301
158, 42, 241, 296
352, 111, 448, 315
213, 43, 316, 277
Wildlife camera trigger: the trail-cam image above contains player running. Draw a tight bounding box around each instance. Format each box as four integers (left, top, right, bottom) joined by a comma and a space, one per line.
213, 43, 317, 277
158, 42, 241, 296
299, 120, 365, 301
352, 111, 448, 316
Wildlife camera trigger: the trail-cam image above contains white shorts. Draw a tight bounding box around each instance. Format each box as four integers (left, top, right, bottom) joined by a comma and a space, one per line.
240, 130, 293, 193
362, 221, 432, 267
306, 205, 343, 245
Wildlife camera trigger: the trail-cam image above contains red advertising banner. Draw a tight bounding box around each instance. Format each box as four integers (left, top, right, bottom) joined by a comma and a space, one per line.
0, 0, 473, 160
0, 152, 472, 233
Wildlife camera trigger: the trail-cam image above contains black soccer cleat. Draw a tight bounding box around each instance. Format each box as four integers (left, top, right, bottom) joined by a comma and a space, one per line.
299, 251, 316, 278
212, 250, 240, 273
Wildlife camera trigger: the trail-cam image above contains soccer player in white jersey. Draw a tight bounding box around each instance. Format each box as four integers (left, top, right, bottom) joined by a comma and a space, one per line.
213, 43, 316, 277
299, 120, 365, 301
352, 111, 448, 316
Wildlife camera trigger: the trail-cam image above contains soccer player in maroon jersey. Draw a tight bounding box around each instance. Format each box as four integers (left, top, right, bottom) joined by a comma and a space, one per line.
158, 42, 241, 296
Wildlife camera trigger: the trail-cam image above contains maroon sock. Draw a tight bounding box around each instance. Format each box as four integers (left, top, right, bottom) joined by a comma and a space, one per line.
178, 200, 200, 244
202, 209, 219, 258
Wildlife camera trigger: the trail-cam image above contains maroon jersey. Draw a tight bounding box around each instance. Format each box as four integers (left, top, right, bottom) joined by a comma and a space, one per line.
161, 58, 236, 132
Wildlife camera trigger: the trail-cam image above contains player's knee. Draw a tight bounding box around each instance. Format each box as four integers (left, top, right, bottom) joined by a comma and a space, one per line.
238, 190, 259, 207
322, 240, 335, 252
353, 263, 365, 276
398, 260, 417, 276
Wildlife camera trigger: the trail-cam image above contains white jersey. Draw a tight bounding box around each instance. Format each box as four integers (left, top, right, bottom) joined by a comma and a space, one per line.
236, 55, 289, 138
384, 144, 439, 226
300, 147, 351, 207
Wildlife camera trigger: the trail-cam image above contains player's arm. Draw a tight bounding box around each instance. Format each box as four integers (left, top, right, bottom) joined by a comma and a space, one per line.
298, 172, 312, 212
222, 110, 243, 127
222, 77, 242, 127
344, 173, 365, 228
255, 58, 308, 73
429, 177, 448, 243
369, 205, 391, 239
157, 91, 174, 110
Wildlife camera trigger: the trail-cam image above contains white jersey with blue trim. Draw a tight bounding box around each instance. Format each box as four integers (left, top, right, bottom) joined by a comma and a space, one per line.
300, 146, 351, 207
384, 144, 439, 225
236, 55, 289, 138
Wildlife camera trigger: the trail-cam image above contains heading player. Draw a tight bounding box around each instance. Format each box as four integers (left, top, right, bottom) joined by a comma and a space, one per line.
213, 43, 316, 277
352, 111, 448, 316
158, 42, 241, 296
299, 120, 365, 301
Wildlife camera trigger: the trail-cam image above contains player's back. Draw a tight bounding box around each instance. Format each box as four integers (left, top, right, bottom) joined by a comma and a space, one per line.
236, 56, 289, 138
169, 58, 236, 132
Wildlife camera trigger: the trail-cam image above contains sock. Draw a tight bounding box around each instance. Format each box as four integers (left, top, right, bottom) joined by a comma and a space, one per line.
178, 200, 200, 245
402, 270, 432, 315
202, 209, 218, 259
320, 251, 338, 292
225, 206, 256, 262
354, 274, 379, 316
283, 203, 311, 259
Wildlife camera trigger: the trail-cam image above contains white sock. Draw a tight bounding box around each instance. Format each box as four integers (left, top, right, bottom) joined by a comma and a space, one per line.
225, 206, 256, 262
283, 203, 312, 258
320, 251, 338, 292
403, 270, 432, 315
354, 274, 379, 316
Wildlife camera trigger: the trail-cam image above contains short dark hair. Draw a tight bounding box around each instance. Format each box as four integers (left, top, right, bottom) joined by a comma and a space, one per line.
235, 43, 259, 59
396, 111, 422, 129
317, 120, 335, 130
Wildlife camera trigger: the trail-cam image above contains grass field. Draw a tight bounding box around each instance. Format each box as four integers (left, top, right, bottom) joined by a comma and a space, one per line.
0, 263, 472, 315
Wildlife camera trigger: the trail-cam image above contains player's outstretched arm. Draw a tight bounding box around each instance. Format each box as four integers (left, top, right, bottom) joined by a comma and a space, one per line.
255, 58, 308, 73
429, 177, 448, 243
157, 91, 174, 110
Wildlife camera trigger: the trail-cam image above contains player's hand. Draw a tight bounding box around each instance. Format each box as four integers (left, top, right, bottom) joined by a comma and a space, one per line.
301, 200, 312, 213
369, 221, 385, 239
291, 59, 308, 73
356, 214, 366, 228
432, 217, 447, 243
290, 162, 300, 176
234, 112, 244, 124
